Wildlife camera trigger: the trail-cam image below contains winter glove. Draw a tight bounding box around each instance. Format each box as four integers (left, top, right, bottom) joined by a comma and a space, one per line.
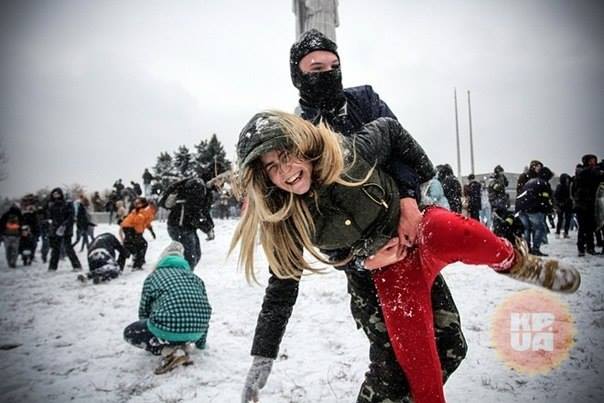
241, 356, 274, 403
56, 225, 66, 237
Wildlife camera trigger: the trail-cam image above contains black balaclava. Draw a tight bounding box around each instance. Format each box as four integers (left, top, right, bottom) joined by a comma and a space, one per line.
289, 29, 345, 111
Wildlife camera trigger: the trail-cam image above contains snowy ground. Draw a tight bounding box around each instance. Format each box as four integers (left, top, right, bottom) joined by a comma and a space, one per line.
0, 219, 603, 403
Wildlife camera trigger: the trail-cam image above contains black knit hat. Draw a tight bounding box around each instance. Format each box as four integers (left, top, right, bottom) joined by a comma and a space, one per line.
237, 112, 290, 169
289, 29, 339, 90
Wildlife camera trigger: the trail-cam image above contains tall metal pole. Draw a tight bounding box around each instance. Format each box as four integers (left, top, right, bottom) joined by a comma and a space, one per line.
454, 88, 461, 178
467, 90, 475, 175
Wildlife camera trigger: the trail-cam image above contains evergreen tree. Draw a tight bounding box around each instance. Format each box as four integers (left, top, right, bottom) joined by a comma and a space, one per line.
192, 139, 209, 178
196, 134, 232, 182
153, 151, 177, 195
173, 145, 193, 178
154, 151, 174, 178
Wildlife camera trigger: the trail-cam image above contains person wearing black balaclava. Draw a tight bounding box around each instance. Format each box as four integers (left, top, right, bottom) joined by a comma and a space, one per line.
241, 29, 468, 403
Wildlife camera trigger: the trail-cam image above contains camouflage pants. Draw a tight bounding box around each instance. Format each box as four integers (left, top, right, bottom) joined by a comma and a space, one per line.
346, 271, 467, 403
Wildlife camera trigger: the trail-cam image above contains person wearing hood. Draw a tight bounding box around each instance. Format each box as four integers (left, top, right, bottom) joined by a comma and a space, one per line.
554, 173, 573, 239
47, 187, 82, 271
123, 241, 212, 374
437, 164, 463, 213
515, 167, 554, 256
0, 205, 23, 268
79, 232, 128, 284
240, 29, 467, 403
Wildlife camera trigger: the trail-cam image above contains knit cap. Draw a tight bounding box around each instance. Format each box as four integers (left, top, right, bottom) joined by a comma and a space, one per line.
289, 29, 339, 90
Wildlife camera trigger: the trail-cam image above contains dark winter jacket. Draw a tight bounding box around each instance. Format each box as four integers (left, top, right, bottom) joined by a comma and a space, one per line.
299, 86, 421, 200
516, 160, 542, 194
554, 174, 573, 211
572, 165, 604, 210
464, 180, 482, 212
0, 206, 23, 237
21, 209, 40, 238
75, 203, 93, 231
437, 165, 462, 213
87, 232, 128, 271
251, 116, 435, 359
515, 178, 553, 214
142, 170, 153, 185
47, 188, 75, 237
18, 231, 36, 253
131, 182, 143, 196
487, 172, 509, 211
159, 178, 209, 231
139, 255, 211, 348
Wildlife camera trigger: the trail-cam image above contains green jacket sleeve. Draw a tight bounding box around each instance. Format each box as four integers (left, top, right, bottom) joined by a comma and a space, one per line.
138, 277, 155, 320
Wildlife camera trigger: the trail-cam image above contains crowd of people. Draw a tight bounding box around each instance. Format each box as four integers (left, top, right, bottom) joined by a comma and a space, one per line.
0, 28, 602, 401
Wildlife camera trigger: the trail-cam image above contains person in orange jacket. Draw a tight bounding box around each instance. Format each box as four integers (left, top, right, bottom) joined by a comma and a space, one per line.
120, 197, 156, 270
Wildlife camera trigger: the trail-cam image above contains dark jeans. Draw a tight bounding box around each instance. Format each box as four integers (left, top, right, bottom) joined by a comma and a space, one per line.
74, 228, 91, 252
576, 206, 596, 253
123, 320, 183, 356
123, 229, 147, 268
49, 234, 81, 270
167, 226, 200, 269
468, 207, 480, 221
39, 225, 50, 262
346, 271, 466, 402
556, 206, 573, 236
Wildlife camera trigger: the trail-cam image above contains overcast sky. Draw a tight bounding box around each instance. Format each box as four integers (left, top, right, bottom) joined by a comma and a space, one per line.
1, 0, 603, 198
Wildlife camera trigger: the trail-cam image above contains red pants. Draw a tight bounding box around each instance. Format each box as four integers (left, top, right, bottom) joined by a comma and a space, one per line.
372, 207, 514, 403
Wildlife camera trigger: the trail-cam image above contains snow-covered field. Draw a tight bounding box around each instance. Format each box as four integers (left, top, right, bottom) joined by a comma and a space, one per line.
0, 219, 602, 403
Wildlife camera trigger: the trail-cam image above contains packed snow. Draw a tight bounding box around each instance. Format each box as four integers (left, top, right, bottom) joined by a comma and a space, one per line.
0, 219, 602, 402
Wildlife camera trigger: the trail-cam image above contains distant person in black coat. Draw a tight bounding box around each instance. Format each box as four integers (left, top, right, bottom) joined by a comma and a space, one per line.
47, 187, 82, 271
437, 164, 463, 213
159, 177, 212, 270
554, 173, 573, 238
464, 174, 482, 221
516, 167, 554, 256
572, 154, 604, 256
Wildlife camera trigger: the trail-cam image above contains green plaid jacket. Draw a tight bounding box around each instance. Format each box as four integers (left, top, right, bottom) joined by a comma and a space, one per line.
139, 255, 212, 348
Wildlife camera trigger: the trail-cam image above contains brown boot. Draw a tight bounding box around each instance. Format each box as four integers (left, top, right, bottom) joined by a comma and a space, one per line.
154, 347, 193, 375
506, 238, 581, 293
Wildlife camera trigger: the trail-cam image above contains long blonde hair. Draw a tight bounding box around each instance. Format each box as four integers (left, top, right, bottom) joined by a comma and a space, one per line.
230, 111, 368, 283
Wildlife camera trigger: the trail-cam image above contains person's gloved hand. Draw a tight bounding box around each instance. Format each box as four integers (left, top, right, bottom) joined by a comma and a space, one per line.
56, 225, 66, 237
241, 356, 274, 403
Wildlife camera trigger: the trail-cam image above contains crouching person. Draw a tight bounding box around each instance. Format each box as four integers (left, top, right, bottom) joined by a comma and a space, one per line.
123, 241, 212, 374
80, 232, 128, 284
